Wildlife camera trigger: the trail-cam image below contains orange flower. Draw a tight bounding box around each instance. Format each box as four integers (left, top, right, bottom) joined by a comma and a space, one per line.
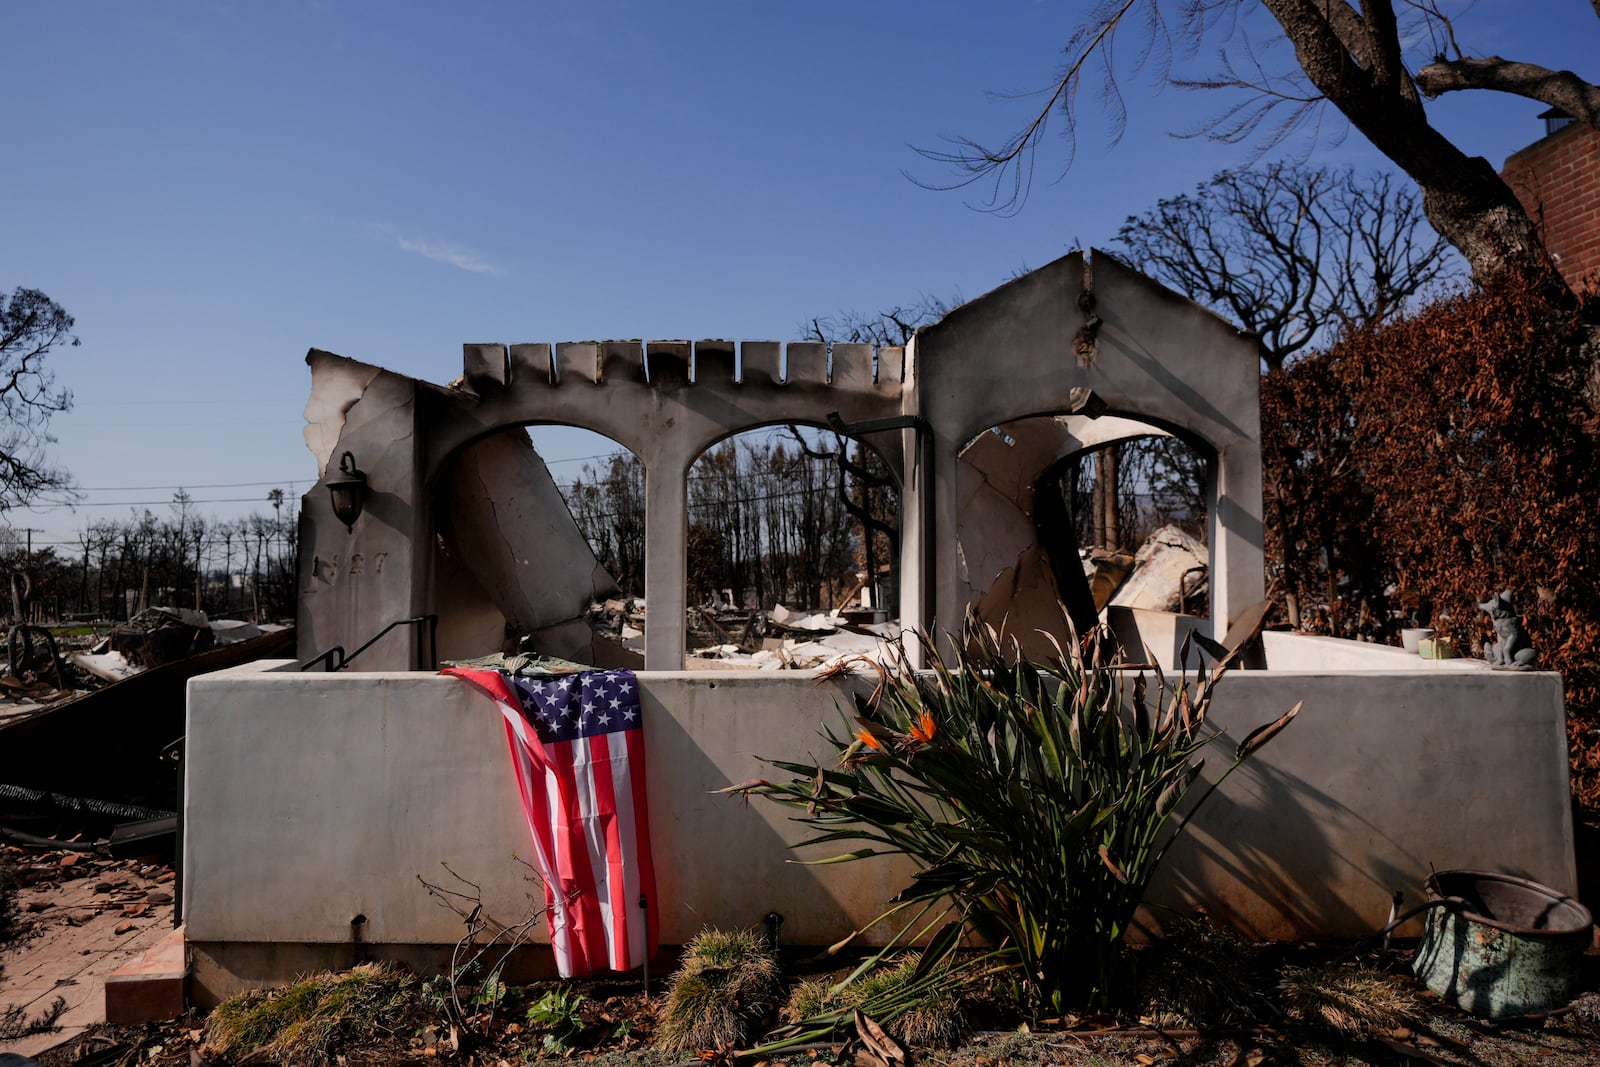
908, 709, 937, 744
855, 729, 883, 750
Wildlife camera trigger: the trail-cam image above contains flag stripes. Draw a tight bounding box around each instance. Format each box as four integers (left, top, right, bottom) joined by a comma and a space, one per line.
445, 666, 657, 977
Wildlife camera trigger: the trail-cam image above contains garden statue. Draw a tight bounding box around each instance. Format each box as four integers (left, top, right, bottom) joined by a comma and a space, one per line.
1478, 591, 1538, 670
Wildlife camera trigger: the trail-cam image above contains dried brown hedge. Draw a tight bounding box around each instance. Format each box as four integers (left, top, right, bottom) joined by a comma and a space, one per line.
1262, 274, 1600, 809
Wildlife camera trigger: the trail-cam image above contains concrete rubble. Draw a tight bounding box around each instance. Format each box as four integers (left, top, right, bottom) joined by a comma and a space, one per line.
433, 430, 623, 667
579, 597, 904, 672
1108, 524, 1209, 614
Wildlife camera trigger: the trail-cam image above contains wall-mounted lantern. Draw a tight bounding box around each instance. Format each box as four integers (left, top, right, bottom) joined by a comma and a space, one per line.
326, 451, 368, 532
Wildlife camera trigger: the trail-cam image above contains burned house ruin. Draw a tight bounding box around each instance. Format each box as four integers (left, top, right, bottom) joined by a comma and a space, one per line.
177, 252, 1575, 1002
296, 252, 1263, 669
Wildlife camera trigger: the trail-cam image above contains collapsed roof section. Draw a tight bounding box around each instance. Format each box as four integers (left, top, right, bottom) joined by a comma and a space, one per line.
296, 251, 1264, 670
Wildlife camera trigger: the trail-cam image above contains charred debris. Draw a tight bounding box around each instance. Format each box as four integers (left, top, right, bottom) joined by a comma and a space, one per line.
1, 608, 293, 856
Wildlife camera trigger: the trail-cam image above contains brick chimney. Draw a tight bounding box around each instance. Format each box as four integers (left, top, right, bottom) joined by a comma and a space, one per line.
1501, 111, 1600, 291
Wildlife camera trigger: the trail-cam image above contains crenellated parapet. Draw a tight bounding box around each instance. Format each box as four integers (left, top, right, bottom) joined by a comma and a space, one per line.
458, 339, 902, 391
426, 340, 908, 485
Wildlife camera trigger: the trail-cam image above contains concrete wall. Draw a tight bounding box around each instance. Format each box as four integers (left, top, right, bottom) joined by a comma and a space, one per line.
297, 354, 432, 671
184, 661, 1574, 998
1261, 630, 1486, 672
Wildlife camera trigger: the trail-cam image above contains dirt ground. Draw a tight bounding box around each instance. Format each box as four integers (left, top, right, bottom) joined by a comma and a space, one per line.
19, 945, 1600, 1067
8, 833, 1600, 1067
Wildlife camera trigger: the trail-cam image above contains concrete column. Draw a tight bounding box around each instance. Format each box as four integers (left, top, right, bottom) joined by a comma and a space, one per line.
927, 440, 965, 662
897, 425, 926, 668
1209, 445, 1266, 636
897, 338, 935, 667
643, 447, 690, 669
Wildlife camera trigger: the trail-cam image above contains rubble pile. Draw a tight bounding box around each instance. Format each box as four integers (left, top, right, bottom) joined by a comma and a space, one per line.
686, 602, 903, 672
1, 631, 109, 726
582, 596, 906, 673
0, 608, 291, 703
108, 608, 214, 670
569, 524, 1207, 675
586, 597, 647, 653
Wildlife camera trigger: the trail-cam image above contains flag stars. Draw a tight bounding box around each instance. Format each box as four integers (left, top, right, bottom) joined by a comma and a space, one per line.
494, 669, 641, 740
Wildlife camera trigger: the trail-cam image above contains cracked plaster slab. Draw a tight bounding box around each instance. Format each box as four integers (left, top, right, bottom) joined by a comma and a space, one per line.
303, 350, 382, 479
435, 429, 619, 639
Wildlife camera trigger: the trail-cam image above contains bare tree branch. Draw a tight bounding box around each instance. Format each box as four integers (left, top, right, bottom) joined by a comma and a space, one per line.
1113, 163, 1461, 370
801, 295, 955, 347
908, 0, 1155, 214
0, 288, 78, 511
1415, 57, 1600, 129
923, 0, 1569, 289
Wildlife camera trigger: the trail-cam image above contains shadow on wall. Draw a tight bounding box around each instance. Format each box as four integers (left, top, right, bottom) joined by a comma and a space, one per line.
635, 673, 920, 947
1146, 754, 1417, 940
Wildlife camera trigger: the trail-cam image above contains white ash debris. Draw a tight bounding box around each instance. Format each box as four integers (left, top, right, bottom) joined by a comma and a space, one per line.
689, 605, 903, 672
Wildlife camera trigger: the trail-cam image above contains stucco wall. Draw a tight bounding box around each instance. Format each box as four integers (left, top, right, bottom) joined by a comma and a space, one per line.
184, 661, 1574, 993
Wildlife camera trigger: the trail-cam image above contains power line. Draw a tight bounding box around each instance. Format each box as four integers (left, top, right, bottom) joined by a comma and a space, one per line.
73, 479, 312, 492
23, 496, 304, 510
540, 451, 632, 466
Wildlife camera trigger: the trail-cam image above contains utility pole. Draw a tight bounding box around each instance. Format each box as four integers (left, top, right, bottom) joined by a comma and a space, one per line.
8, 527, 41, 556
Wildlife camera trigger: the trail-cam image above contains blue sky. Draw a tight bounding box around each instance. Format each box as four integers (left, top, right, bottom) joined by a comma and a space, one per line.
4, 1, 1595, 549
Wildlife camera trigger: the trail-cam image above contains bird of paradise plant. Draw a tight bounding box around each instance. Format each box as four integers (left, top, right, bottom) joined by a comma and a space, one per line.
724, 613, 1299, 1018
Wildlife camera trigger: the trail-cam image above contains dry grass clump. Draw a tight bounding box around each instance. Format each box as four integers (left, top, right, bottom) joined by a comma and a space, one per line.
1138, 914, 1271, 1028
783, 953, 967, 1048
1280, 965, 1423, 1039
205, 962, 415, 1064
656, 928, 781, 1051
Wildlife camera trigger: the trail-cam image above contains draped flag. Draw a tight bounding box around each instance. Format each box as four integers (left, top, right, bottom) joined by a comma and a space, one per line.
444, 667, 657, 977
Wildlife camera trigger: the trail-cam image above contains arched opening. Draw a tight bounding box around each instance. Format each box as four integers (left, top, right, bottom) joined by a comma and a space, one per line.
1046, 429, 1212, 617
680, 423, 902, 669
956, 413, 1212, 661
428, 424, 645, 669
541, 431, 646, 599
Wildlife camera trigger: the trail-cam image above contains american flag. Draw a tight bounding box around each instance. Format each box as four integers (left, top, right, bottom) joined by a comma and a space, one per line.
444, 667, 657, 977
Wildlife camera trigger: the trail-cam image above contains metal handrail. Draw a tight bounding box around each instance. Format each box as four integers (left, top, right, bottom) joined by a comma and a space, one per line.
298, 614, 438, 672
299, 645, 346, 672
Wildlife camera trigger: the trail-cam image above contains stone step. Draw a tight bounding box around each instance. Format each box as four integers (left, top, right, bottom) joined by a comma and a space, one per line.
104, 924, 187, 1024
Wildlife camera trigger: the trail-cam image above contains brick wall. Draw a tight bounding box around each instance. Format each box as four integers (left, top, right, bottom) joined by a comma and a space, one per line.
1502, 122, 1600, 291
